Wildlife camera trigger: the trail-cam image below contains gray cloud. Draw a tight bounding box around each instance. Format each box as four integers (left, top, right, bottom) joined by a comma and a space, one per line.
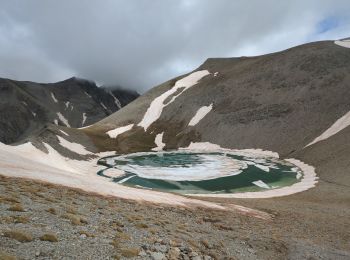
0, 0, 350, 92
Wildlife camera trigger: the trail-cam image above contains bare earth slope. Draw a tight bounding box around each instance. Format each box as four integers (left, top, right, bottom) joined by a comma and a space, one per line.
84, 41, 350, 157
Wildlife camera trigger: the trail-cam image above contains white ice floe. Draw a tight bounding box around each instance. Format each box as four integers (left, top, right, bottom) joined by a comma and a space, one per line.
100, 102, 108, 110
254, 164, 270, 172
306, 110, 350, 147
57, 112, 70, 127
152, 132, 166, 151
82, 113, 87, 126
188, 104, 213, 126
109, 92, 122, 109
334, 39, 350, 48
59, 130, 69, 136
106, 124, 134, 138
118, 175, 135, 184
51, 92, 58, 103
138, 70, 210, 131
116, 152, 244, 181
190, 158, 318, 198
252, 180, 270, 189
57, 136, 91, 155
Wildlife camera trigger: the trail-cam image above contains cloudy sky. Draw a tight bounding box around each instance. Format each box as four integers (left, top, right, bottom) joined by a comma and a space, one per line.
1, 0, 350, 93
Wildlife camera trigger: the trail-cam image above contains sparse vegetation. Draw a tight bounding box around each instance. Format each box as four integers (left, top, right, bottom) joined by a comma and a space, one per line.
120, 247, 140, 258
3, 230, 33, 242
8, 204, 25, 212
39, 233, 58, 242
0, 250, 17, 260
47, 207, 57, 214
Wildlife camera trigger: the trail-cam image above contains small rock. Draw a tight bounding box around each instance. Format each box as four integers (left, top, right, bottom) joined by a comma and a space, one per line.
80, 234, 87, 239
167, 247, 181, 259
35, 251, 40, 257
182, 255, 190, 260
150, 252, 166, 260
154, 244, 168, 253
203, 256, 212, 260
138, 250, 147, 257
192, 256, 202, 260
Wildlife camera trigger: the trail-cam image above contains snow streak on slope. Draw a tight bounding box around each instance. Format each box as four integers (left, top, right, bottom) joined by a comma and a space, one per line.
306, 110, 350, 147
152, 132, 165, 151
57, 112, 70, 127
100, 102, 108, 110
138, 70, 210, 131
107, 124, 134, 138
59, 130, 69, 136
51, 92, 58, 103
188, 104, 213, 126
82, 113, 87, 126
109, 92, 122, 109
334, 39, 350, 48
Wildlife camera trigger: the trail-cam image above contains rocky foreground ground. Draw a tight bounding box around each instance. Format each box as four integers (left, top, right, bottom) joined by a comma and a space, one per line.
0, 174, 349, 260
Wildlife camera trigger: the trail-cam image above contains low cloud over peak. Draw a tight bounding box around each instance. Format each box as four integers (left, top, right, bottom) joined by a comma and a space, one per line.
1, 0, 350, 93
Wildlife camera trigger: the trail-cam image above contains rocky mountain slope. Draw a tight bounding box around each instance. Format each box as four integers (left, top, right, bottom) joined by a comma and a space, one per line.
0, 77, 138, 144
83, 40, 350, 158
0, 38, 349, 259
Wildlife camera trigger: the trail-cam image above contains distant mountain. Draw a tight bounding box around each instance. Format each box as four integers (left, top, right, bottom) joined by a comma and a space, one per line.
0, 77, 139, 144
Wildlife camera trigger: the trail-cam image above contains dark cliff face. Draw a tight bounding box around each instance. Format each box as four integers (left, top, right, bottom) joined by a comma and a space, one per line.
0, 77, 139, 144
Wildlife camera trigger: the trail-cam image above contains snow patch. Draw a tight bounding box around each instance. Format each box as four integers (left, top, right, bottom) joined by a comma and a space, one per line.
106, 124, 134, 138
59, 130, 69, 136
214, 72, 219, 77
138, 70, 210, 131
109, 92, 122, 109
306, 110, 350, 147
82, 113, 87, 126
57, 136, 91, 155
54, 119, 58, 125
65, 101, 70, 109
188, 104, 213, 126
51, 92, 58, 103
334, 39, 350, 48
182, 142, 279, 158
57, 112, 70, 127
85, 92, 92, 98
100, 102, 108, 110
152, 132, 165, 151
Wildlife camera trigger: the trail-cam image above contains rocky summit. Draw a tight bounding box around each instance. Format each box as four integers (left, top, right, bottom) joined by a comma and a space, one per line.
0, 77, 138, 144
